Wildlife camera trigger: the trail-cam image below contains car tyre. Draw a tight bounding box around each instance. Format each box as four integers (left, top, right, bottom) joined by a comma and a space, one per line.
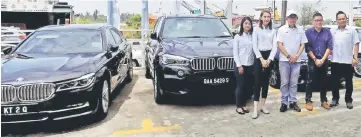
94, 79, 110, 121
126, 59, 133, 83
153, 69, 166, 104
145, 59, 152, 79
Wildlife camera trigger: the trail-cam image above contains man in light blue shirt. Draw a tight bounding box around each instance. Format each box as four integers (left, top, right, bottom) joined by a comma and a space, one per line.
277, 12, 308, 112
330, 11, 360, 109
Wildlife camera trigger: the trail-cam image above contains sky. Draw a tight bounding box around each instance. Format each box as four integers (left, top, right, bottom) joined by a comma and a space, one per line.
62, 0, 361, 20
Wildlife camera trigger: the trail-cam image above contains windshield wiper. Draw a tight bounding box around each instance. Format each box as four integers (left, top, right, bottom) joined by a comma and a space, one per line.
213, 35, 232, 38
14, 53, 33, 58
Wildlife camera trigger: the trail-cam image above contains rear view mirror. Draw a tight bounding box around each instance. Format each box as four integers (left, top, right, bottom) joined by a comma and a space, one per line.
108, 44, 119, 52
2, 47, 13, 55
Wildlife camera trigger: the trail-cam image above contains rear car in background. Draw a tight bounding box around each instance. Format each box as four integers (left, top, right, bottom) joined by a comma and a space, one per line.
145, 15, 235, 104
1, 24, 133, 124
1, 26, 27, 45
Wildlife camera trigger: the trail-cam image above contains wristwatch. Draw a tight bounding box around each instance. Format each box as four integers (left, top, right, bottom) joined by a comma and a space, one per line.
287, 55, 291, 59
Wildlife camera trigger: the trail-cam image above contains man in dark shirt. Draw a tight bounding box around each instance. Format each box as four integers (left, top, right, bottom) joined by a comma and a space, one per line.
304, 13, 333, 111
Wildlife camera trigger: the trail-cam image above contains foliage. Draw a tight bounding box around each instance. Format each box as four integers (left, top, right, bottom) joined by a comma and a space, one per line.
122, 14, 156, 39
297, 1, 324, 26
356, 20, 361, 27
72, 9, 107, 24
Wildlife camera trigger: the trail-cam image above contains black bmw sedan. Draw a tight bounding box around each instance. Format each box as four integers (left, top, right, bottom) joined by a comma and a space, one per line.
145, 15, 235, 104
1, 24, 133, 124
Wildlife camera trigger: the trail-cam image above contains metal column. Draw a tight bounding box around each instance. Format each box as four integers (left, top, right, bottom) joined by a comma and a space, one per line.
226, 0, 233, 30
107, 0, 114, 26
141, 0, 149, 41
201, 0, 206, 14
141, 0, 149, 68
281, 0, 287, 26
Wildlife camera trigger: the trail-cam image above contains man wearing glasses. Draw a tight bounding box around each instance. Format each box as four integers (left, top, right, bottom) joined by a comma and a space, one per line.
304, 13, 333, 111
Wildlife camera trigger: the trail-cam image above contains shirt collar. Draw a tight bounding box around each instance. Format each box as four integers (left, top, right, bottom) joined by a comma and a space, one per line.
337, 25, 349, 30
288, 24, 297, 29
312, 27, 323, 32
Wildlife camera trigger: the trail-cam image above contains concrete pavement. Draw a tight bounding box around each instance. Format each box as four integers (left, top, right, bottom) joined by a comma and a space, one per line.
2, 69, 361, 137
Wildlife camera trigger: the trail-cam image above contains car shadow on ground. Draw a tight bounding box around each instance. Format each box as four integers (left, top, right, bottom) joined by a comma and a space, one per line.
1, 75, 139, 137
160, 90, 237, 107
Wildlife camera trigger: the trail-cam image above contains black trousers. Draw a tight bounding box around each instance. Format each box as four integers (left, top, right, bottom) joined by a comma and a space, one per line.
331, 63, 354, 103
234, 64, 254, 108
305, 58, 328, 103
254, 50, 272, 101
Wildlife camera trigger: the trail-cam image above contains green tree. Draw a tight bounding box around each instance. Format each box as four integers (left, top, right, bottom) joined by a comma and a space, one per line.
124, 14, 142, 39
355, 20, 361, 27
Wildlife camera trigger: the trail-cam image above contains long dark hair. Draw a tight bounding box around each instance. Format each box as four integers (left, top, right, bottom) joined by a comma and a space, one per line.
259, 10, 272, 29
239, 17, 253, 36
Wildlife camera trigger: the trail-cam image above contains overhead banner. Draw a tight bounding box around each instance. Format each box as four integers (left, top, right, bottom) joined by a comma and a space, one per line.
2, 0, 53, 12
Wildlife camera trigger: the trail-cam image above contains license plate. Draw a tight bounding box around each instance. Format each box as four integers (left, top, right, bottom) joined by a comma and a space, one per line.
2, 106, 29, 114
204, 78, 230, 84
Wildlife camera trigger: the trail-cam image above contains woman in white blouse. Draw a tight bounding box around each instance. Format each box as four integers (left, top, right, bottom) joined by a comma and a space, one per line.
233, 17, 255, 115
252, 10, 278, 119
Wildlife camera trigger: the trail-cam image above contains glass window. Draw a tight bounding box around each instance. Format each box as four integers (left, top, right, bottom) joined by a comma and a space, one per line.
14, 29, 103, 54
106, 29, 116, 45
110, 29, 123, 44
161, 18, 231, 38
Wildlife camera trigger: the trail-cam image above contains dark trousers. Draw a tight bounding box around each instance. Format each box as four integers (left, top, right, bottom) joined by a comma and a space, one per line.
254, 50, 272, 101
234, 64, 254, 108
305, 58, 328, 103
331, 63, 354, 103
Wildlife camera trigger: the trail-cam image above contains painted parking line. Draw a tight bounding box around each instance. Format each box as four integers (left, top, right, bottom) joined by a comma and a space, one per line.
112, 119, 182, 136
268, 87, 280, 94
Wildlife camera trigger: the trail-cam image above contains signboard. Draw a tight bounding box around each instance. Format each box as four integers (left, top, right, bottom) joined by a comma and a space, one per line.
2, 0, 53, 12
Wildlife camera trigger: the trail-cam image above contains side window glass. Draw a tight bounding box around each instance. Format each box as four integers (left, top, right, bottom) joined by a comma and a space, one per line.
155, 17, 164, 34
106, 29, 116, 46
110, 29, 122, 44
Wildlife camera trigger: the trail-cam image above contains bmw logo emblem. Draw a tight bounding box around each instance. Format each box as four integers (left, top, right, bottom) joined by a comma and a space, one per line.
16, 77, 24, 82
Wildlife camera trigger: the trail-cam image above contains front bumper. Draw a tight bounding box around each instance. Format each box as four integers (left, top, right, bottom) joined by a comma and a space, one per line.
158, 64, 236, 95
1, 86, 99, 124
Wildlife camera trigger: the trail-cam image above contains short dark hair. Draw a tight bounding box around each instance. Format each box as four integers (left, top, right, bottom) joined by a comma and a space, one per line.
313, 12, 323, 19
336, 11, 347, 20
239, 17, 253, 36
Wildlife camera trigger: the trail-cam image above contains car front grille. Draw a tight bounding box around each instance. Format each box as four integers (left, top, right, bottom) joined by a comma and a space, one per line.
1, 84, 55, 103
191, 58, 216, 70
1, 86, 16, 103
190, 57, 234, 71
217, 57, 234, 70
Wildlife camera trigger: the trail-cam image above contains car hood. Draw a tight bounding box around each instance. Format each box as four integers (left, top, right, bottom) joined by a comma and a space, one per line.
161, 38, 233, 58
1, 53, 104, 84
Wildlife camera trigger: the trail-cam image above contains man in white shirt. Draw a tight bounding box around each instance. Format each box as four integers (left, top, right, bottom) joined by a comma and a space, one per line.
277, 12, 308, 112
330, 11, 360, 109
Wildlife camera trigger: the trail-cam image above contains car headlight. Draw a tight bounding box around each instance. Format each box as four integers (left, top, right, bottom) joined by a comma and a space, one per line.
56, 73, 96, 92
160, 54, 190, 65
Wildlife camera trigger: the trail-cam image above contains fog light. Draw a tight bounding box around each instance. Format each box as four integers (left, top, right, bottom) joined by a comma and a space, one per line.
177, 70, 185, 77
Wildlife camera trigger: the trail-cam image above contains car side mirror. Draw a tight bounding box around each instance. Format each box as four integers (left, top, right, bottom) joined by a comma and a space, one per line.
150, 32, 157, 40
2, 47, 13, 55
108, 44, 119, 52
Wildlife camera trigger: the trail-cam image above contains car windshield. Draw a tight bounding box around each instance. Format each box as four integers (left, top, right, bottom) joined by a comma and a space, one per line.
161, 18, 232, 38
14, 29, 103, 54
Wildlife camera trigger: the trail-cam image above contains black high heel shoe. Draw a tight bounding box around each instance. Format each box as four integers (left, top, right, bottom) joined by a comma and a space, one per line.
236, 108, 245, 115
